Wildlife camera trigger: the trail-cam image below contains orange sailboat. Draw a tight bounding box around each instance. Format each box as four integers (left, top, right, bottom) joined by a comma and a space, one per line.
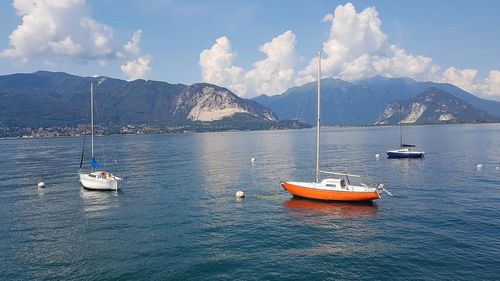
280, 51, 390, 202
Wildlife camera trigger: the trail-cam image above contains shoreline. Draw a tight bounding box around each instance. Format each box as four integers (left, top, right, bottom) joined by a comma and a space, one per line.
2, 121, 499, 140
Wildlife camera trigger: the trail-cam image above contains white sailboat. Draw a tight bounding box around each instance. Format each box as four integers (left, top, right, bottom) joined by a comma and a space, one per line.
78, 83, 121, 191
280, 51, 390, 202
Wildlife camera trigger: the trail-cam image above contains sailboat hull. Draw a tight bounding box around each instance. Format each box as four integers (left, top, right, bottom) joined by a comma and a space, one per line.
281, 182, 380, 202
387, 150, 424, 158
79, 172, 119, 191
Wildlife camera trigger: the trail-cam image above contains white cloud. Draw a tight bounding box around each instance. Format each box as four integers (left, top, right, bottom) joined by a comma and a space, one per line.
199, 31, 297, 97
245, 30, 296, 96
1, 0, 152, 80
199, 36, 246, 96
372, 45, 440, 80
123, 29, 142, 56
442, 67, 500, 100
442, 67, 479, 93
483, 70, 500, 99
296, 3, 439, 85
199, 2, 499, 100
120, 56, 151, 81
1, 0, 113, 60
48, 36, 82, 55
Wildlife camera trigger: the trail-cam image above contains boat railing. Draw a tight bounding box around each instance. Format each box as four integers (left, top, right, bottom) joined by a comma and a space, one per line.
319, 170, 361, 178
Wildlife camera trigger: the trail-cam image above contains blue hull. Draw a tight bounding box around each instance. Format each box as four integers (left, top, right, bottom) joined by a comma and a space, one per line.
387, 151, 424, 158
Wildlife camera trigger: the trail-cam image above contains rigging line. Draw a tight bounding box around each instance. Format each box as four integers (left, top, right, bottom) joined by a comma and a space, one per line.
331, 86, 353, 173
79, 134, 87, 168
93, 84, 108, 168
295, 88, 308, 121
331, 87, 371, 181
81, 88, 92, 169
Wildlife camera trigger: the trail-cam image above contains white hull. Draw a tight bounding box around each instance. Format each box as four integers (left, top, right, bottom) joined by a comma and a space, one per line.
79, 171, 120, 191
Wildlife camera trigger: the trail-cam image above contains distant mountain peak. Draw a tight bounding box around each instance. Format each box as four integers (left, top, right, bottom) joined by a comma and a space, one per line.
375, 87, 494, 125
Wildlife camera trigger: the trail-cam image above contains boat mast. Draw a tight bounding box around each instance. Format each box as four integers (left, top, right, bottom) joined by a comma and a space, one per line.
399, 105, 402, 147
91, 83, 94, 159
316, 51, 321, 183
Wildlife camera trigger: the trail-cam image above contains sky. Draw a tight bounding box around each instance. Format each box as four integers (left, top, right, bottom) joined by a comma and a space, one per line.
0, 0, 499, 100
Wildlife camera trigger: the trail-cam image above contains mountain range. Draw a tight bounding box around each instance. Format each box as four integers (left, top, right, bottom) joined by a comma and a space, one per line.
0, 71, 303, 132
0, 71, 498, 137
253, 76, 500, 125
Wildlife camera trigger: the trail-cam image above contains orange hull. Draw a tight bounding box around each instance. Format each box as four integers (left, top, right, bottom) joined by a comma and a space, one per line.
281, 182, 380, 202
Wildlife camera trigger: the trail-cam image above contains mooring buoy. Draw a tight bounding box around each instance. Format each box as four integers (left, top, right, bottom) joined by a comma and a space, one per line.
235, 191, 245, 199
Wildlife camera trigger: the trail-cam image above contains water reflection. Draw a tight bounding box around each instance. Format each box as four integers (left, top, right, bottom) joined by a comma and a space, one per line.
285, 198, 378, 219
79, 188, 119, 217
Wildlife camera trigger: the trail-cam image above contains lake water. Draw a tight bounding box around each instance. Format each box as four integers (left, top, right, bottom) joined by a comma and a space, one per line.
1, 124, 499, 280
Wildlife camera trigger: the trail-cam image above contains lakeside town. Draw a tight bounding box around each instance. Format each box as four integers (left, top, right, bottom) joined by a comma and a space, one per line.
0, 124, 174, 139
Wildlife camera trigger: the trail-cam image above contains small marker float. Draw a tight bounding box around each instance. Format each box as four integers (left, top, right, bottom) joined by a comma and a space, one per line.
37, 182, 46, 188
235, 191, 245, 199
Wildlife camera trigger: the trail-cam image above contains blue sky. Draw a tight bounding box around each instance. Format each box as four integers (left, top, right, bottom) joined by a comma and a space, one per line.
0, 0, 499, 100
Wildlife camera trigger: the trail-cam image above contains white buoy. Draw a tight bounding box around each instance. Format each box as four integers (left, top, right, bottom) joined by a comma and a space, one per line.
235, 191, 245, 199
375, 154, 380, 159
496, 166, 499, 171
250, 157, 256, 163
37, 182, 46, 188
476, 164, 483, 170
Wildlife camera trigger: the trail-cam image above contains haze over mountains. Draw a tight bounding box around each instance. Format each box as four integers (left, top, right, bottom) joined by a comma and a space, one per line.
0, 71, 498, 137
253, 76, 500, 125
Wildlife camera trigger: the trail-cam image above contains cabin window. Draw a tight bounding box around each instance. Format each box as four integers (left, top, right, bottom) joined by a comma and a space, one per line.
325, 184, 336, 187
340, 180, 347, 188
89, 174, 96, 178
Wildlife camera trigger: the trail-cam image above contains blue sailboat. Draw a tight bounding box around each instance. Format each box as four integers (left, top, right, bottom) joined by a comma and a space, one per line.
386, 106, 425, 159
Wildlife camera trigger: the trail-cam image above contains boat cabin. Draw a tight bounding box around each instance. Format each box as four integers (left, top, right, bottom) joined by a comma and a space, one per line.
88, 171, 111, 179
321, 178, 348, 190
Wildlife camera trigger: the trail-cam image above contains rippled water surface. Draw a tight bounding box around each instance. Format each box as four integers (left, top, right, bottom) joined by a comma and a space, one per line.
1, 124, 499, 280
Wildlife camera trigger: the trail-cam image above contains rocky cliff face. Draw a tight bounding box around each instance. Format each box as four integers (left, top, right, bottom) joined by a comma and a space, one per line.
375, 88, 495, 125
176, 84, 277, 122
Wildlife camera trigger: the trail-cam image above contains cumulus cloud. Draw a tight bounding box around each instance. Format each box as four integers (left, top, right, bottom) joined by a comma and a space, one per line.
442, 67, 480, 93
200, 2, 499, 100
200, 31, 296, 97
442, 67, 500, 100
245, 30, 296, 96
123, 29, 142, 56
1, 0, 114, 60
296, 3, 439, 85
199, 36, 246, 96
1, 0, 151, 80
483, 71, 500, 99
120, 56, 151, 81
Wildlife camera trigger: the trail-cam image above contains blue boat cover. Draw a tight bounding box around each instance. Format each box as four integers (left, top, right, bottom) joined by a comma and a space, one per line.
91, 157, 105, 168
401, 144, 416, 147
